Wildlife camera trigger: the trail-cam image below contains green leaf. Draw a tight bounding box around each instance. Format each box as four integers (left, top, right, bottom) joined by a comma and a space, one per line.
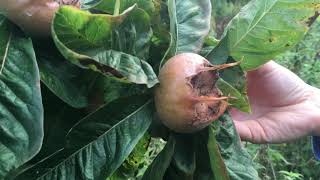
216, 78, 250, 113
164, 134, 196, 179
52, 6, 158, 88
120, 133, 150, 172
193, 131, 214, 180
34, 40, 91, 108
31, 86, 86, 161
172, 134, 196, 176
216, 114, 259, 180
208, 0, 320, 70
100, 75, 149, 105
108, 133, 151, 179
81, 0, 156, 17
167, 0, 212, 56
142, 135, 176, 180
207, 125, 230, 180
0, 17, 43, 178
15, 96, 153, 180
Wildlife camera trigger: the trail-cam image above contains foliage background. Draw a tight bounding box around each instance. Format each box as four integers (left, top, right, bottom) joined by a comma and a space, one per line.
133, 1, 320, 179
248, 18, 320, 180
134, 1, 320, 179
212, 0, 320, 179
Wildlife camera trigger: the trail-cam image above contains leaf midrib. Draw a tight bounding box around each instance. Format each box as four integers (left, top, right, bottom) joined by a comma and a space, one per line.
0, 32, 12, 75
231, 0, 278, 49
36, 100, 152, 179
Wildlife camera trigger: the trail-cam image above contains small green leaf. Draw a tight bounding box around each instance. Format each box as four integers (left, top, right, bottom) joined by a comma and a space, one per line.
0, 17, 43, 178
216, 78, 251, 113
52, 6, 158, 87
142, 135, 176, 180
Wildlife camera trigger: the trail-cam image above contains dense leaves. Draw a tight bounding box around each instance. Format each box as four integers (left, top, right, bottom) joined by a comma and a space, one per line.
81, 0, 156, 17
142, 135, 175, 180
208, 0, 320, 70
0, 0, 318, 179
15, 96, 153, 180
52, 6, 158, 87
0, 17, 43, 178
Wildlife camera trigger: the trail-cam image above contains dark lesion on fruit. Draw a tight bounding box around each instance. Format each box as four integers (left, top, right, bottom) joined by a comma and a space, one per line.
188, 66, 223, 125
189, 66, 220, 96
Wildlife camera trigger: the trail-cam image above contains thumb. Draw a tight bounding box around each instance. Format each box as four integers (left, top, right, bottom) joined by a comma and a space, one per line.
233, 120, 269, 144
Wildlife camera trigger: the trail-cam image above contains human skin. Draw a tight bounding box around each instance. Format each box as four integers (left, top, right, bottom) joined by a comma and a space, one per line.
230, 61, 320, 143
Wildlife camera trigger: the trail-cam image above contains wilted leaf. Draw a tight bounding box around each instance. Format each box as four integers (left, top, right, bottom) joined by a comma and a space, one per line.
0, 17, 43, 178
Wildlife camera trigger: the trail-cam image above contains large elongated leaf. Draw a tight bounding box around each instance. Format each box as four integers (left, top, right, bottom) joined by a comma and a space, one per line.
167, 0, 211, 57
208, 0, 320, 70
0, 17, 43, 178
15, 96, 153, 180
193, 132, 215, 180
216, 114, 259, 180
207, 125, 230, 180
52, 6, 158, 88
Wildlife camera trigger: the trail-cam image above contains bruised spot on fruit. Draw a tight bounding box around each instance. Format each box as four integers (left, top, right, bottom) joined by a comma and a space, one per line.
194, 102, 209, 123
155, 53, 237, 133
188, 68, 224, 126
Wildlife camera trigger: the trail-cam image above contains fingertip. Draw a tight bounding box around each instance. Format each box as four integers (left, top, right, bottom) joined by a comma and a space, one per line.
233, 120, 254, 143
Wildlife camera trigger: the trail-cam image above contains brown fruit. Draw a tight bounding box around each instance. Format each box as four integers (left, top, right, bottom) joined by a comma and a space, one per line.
0, 0, 80, 37
155, 53, 238, 133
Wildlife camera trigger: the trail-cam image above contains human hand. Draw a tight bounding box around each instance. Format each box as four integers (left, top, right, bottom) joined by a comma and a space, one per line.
229, 61, 320, 143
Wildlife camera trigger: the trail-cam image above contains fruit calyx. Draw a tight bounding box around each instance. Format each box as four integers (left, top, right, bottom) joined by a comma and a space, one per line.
155, 53, 240, 133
